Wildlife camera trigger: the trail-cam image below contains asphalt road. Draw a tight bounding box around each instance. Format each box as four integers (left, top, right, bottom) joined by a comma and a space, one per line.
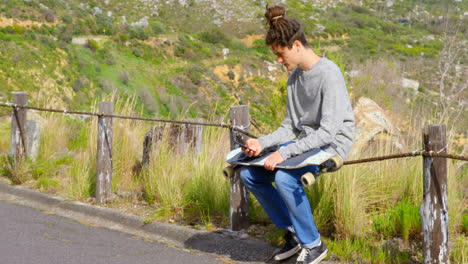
0, 199, 224, 264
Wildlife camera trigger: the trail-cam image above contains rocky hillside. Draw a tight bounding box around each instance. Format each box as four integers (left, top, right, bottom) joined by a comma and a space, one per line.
0, 0, 467, 134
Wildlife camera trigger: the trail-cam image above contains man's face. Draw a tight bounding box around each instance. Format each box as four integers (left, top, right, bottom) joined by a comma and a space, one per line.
271, 42, 298, 71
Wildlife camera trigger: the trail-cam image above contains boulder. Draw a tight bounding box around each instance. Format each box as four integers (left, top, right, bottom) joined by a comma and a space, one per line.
351, 97, 403, 156
402, 78, 419, 92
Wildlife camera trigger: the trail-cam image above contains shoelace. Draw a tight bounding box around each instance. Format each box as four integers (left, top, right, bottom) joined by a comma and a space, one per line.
297, 248, 309, 262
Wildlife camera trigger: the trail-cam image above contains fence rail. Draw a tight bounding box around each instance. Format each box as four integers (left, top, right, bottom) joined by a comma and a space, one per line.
2, 92, 467, 264
0, 102, 258, 139
2, 102, 467, 164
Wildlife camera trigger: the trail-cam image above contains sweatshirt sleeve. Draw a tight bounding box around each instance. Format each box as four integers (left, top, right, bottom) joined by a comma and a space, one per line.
278, 73, 342, 159
257, 100, 299, 150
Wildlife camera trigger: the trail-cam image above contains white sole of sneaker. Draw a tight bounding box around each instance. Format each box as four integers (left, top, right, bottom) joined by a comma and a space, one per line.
309, 249, 328, 264
274, 244, 301, 261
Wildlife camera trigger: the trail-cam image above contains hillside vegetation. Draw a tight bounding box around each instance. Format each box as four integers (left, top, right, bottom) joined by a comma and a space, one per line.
0, 0, 467, 263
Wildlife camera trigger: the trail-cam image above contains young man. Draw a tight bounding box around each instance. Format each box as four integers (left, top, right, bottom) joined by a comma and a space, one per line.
239, 5, 355, 264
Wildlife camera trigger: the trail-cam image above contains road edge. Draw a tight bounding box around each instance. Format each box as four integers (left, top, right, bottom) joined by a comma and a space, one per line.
0, 182, 277, 263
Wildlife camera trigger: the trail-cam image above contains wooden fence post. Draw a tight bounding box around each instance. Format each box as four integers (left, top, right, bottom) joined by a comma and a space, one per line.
420, 124, 448, 264
10, 92, 28, 165
229, 105, 250, 231
96, 102, 114, 204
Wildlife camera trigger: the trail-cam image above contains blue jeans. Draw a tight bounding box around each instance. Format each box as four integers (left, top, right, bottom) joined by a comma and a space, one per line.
239, 163, 321, 248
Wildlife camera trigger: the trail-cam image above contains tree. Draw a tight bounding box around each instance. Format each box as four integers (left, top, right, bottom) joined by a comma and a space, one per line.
436, 13, 467, 129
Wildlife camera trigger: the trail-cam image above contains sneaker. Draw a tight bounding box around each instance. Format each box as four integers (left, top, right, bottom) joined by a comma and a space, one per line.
295, 242, 328, 264
273, 231, 301, 261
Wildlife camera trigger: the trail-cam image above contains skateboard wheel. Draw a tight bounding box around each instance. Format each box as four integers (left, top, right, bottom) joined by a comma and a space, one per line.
328, 155, 344, 172
301, 172, 316, 187
223, 166, 235, 179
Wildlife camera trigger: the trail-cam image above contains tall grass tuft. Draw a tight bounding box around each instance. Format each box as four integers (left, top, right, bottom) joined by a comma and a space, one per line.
451, 235, 468, 264
1, 154, 31, 184
0, 120, 10, 155
66, 152, 94, 200
141, 123, 231, 224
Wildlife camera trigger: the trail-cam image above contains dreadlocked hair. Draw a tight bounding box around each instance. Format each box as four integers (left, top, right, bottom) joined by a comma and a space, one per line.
264, 5, 309, 49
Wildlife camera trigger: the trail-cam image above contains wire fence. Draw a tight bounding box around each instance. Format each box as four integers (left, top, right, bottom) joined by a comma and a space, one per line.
1, 102, 467, 164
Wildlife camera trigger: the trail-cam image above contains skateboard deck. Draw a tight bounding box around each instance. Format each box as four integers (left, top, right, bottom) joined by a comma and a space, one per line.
226, 146, 334, 169
224, 146, 344, 186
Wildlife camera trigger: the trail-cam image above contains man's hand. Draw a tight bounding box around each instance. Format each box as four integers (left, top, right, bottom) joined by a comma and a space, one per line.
264, 151, 285, 171
242, 138, 262, 157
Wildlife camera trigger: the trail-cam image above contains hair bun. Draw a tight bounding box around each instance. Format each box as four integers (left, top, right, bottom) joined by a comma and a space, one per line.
265, 5, 286, 27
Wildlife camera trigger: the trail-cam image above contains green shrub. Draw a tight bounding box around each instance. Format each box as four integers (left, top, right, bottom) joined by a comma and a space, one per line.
150, 21, 165, 35
372, 199, 421, 241
196, 27, 230, 47
132, 47, 141, 57
56, 25, 73, 43
373, 210, 397, 238
36, 176, 59, 191
61, 14, 73, 24
462, 212, 468, 235
227, 70, 235, 80
187, 65, 203, 84
2, 25, 14, 34
72, 76, 89, 91
12, 24, 25, 34
96, 14, 114, 35
84, 17, 98, 34
252, 39, 269, 54
117, 33, 129, 44
39, 25, 55, 35
39, 35, 57, 49
119, 70, 130, 85
174, 46, 187, 58
225, 56, 240, 66
200, 46, 211, 57
98, 48, 116, 65
44, 9, 55, 23
351, 5, 370, 14
129, 26, 148, 40
73, 20, 85, 35
86, 39, 99, 51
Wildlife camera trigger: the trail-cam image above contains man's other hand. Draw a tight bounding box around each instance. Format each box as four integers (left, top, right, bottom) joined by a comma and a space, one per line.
242, 138, 262, 157
264, 151, 285, 171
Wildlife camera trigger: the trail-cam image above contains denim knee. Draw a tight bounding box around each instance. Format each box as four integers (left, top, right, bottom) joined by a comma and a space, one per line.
239, 167, 253, 187
275, 170, 300, 191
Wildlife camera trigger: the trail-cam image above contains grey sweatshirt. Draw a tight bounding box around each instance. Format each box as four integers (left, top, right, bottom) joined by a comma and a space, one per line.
258, 57, 355, 160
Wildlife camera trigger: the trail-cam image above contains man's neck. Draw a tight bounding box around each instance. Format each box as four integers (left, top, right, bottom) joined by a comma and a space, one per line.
298, 49, 321, 71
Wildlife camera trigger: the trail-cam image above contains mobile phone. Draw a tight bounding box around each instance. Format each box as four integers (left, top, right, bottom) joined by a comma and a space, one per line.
234, 138, 257, 154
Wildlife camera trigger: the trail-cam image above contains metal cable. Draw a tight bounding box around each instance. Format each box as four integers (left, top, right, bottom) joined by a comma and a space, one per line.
2, 103, 468, 163
344, 151, 468, 165
0, 103, 257, 138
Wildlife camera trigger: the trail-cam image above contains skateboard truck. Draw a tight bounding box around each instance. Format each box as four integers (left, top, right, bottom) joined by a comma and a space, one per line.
300, 155, 343, 187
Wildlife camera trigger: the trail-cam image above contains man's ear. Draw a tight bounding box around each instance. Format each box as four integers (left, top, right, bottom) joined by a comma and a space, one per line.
293, 40, 302, 51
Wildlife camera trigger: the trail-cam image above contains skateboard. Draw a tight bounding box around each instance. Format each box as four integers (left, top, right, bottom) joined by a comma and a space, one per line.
223, 145, 344, 186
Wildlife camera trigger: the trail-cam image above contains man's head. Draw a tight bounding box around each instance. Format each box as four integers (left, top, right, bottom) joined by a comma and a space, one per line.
264, 5, 309, 49
271, 40, 303, 71
264, 5, 311, 70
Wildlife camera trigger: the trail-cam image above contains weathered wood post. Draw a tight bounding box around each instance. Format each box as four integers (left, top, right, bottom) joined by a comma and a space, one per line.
229, 105, 250, 231
420, 124, 448, 264
96, 102, 114, 204
10, 92, 28, 164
